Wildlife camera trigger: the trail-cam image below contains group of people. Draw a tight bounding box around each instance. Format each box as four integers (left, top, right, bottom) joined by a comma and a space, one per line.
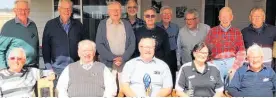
0, 0, 276, 97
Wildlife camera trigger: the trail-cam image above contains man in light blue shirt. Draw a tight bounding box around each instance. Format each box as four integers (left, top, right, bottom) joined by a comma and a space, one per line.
121, 37, 173, 97
156, 6, 179, 86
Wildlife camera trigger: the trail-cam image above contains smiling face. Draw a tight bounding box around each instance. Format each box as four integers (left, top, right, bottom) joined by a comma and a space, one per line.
250, 9, 265, 28
13, 1, 30, 22
144, 9, 156, 26
139, 38, 156, 61
219, 7, 233, 28
161, 9, 172, 23
8, 48, 26, 73
58, 1, 72, 23
108, 2, 122, 22
193, 46, 209, 63
185, 13, 199, 30
126, 0, 138, 16
247, 50, 263, 70
78, 42, 95, 64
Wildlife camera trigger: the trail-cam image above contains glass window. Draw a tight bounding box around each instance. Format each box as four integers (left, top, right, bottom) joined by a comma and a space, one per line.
204, 0, 225, 27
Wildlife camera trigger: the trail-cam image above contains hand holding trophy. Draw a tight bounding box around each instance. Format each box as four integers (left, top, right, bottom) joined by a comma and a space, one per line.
143, 73, 151, 96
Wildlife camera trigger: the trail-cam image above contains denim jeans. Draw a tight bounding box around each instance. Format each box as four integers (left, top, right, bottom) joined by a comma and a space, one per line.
212, 57, 235, 82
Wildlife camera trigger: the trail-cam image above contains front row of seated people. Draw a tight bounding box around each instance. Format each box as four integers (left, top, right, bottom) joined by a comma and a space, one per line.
0, 38, 275, 97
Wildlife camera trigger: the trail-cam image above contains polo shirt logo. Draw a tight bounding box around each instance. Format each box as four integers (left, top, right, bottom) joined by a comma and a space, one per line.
154, 71, 160, 75
188, 75, 195, 79
210, 76, 215, 82
263, 78, 269, 82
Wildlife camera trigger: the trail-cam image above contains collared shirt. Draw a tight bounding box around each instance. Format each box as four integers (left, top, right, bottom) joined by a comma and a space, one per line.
205, 26, 246, 70
175, 61, 223, 97
125, 17, 145, 32
156, 22, 179, 50
59, 17, 71, 34
227, 63, 276, 97
219, 25, 231, 32
242, 24, 276, 62
56, 61, 117, 97
121, 57, 173, 97
15, 17, 33, 27
106, 18, 126, 56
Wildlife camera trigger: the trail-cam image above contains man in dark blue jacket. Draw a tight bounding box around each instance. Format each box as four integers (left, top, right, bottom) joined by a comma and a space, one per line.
42, 0, 87, 86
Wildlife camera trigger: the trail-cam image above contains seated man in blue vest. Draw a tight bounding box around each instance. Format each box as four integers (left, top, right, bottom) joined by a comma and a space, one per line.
56, 40, 117, 97
0, 48, 55, 97
227, 44, 276, 97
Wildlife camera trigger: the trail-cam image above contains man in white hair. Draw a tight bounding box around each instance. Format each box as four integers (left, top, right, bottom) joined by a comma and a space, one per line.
227, 44, 276, 97
0, 48, 55, 97
57, 40, 117, 97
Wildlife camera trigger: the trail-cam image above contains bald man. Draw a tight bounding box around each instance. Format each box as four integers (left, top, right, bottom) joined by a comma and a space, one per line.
205, 7, 246, 82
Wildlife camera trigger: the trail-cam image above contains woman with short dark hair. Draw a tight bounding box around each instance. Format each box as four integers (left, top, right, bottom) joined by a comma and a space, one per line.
175, 42, 224, 97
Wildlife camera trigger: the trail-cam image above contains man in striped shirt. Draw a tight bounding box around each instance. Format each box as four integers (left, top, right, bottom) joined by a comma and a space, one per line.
0, 48, 55, 97
205, 7, 246, 81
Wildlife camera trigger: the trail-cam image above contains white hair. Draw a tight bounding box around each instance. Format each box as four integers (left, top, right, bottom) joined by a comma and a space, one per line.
78, 40, 96, 51
58, 0, 73, 7
8, 47, 26, 59
14, 0, 30, 8
160, 6, 173, 15
107, 1, 122, 10
138, 37, 156, 47
247, 43, 264, 57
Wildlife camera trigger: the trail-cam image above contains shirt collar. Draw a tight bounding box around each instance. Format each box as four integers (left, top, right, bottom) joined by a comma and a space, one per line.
15, 17, 33, 27
191, 61, 210, 74
107, 18, 123, 25
59, 17, 71, 25
246, 64, 267, 72
158, 21, 172, 29
136, 56, 157, 63
249, 23, 267, 31
80, 60, 94, 69
219, 25, 232, 32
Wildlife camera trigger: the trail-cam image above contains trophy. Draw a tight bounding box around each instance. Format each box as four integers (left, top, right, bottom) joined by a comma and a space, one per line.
143, 73, 151, 96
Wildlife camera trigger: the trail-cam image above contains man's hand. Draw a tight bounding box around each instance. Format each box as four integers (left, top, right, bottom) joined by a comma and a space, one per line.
228, 68, 236, 80
113, 57, 123, 66
46, 72, 55, 81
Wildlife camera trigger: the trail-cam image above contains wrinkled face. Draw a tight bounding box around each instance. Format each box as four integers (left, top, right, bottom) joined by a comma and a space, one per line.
247, 51, 263, 70
126, 1, 138, 16
250, 10, 265, 28
144, 10, 156, 26
78, 45, 95, 64
139, 39, 155, 60
14, 2, 30, 22
161, 9, 172, 23
219, 10, 233, 27
185, 13, 198, 29
58, 1, 72, 22
193, 46, 209, 63
108, 4, 122, 21
8, 50, 26, 72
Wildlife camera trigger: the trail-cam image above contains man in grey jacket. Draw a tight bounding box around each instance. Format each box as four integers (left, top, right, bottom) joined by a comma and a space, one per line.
95, 1, 135, 90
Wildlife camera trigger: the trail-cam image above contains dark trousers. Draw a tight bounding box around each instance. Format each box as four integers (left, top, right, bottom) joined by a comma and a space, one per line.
166, 50, 177, 87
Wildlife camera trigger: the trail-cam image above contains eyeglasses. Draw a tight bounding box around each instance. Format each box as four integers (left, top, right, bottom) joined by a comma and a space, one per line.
15, 8, 30, 12
196, 51, 208, 55
59, 7, 72, 11
145, 14, 156, 18
185, 18, 197, 21
127, 6, 137, 9
9, 57, 23, 61
140, 46, 155, 50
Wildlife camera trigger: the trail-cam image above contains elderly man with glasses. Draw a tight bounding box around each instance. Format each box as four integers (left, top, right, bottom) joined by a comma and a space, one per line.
133, 8, 170, 64
0, 48, 55, 97
124, 0, 145, 32
0, 0, 39, 69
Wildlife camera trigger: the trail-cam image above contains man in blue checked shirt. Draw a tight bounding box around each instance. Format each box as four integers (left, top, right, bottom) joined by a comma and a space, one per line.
227, 44, 276, 97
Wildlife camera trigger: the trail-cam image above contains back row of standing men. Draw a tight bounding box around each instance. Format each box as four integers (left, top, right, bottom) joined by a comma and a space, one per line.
0, 0, 276, 97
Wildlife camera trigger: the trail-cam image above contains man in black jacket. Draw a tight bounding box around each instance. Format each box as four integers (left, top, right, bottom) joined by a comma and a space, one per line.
42, 0, 87, 86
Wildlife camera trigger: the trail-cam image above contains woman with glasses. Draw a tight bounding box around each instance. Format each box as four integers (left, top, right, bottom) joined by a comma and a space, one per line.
175, 42, 224, 97
133, 8, 170, 64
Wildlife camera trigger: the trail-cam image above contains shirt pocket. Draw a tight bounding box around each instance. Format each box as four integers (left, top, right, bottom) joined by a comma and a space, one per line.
151, 74, 163, 86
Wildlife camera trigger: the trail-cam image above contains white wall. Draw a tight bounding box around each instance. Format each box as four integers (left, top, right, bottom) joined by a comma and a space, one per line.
141, 0, 203, 27
228, 0, 266, 29
30, 0, 53, 46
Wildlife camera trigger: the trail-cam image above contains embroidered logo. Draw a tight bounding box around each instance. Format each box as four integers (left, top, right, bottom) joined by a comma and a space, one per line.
210, 76, 215, 82
263, 78, 269, 82
188, 75, 195, 79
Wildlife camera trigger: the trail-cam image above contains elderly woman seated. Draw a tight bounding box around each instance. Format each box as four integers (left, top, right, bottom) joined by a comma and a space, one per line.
0, 48, 55, 97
